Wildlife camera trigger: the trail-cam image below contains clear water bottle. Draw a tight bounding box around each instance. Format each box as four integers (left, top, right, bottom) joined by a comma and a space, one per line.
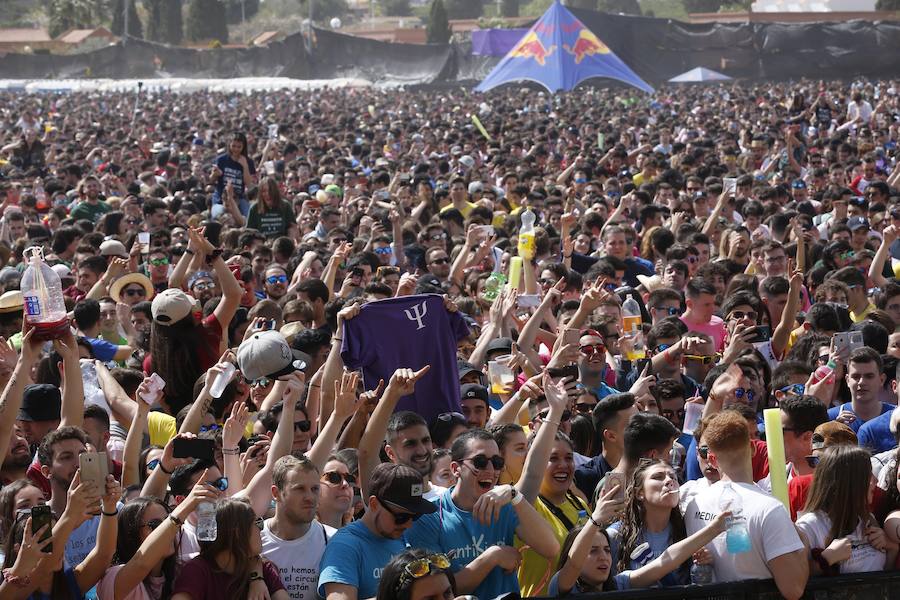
80, 359, 110, 411
209, 362, 236, 399
622, 294, 646, 360
196, 501, 217, 542
719, 483, 751, 553
482, 272, 507, 303
517, 207, 536, 260
690, 562, 714, 585
21, 247, 68, 341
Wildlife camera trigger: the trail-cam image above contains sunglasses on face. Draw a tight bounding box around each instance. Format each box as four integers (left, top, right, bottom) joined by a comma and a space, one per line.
209, 477, 229, 492
294, 420, 311, 433
464, 454, 505, 471
580, 343, 606, 356
149, 258, 169, 266
651, 343, 672, 355
734, 388, 755, 403
400, 553, 452, 585
728, 310, 757, 321
429, 258, 450, 266
266, 275, 288, 284
125, 288, 146, 297
777, 384, 805, 398
429, 233, 447, 241
653, 306, 680, 316
322, 471, 356, 486
575, 402, 596, 413
373, 247, 392, 255
539, 409, 572, 422
698, 445, 710, 460
193, 282, 216, 292
379, 498, 420, 524
683, 354, 717, 365
804, 455, 820, 469
199, 424, 220, 433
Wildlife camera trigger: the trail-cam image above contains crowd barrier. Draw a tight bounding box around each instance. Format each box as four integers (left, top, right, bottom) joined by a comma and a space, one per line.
544, 570, 900, 599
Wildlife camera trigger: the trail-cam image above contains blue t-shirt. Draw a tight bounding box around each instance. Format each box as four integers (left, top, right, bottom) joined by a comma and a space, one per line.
342, 294, 469, 424
317, 520, 407, 599
857, 409, 898, 454
607, 521, 687, 587
547, 570, 630, 596
406, 488, 520, 600
84, 336, 118, 362
827, 402, 896, 433
214, 153, 256, 199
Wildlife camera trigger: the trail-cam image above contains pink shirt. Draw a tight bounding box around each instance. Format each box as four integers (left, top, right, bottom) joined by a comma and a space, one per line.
680, 315, 727, 352
98, 565, 166, 600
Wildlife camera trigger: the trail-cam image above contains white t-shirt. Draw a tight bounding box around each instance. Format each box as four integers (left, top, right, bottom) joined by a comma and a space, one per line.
178, 521, 200, 561
795, 511, 886, 573
262, 519, 336, 600
424, 484, 448, 502
684, 480, 804, 583
679, 476, 713, 516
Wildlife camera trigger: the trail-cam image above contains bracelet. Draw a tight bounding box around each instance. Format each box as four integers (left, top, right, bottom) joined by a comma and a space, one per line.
102, 508, 119, 517
332, 337, 343, 342
544, 419, 561, 427
563, 253, 572, 258
222, 447, 240, 455
1, 567, 30, 587
309, 383, 321, 389
249, 572, 264, 582
510, 487, 524, 506
184, 249, 195, 255
158, 462, 173, 475
589, 514, 604, 529
169, 514, 184, 527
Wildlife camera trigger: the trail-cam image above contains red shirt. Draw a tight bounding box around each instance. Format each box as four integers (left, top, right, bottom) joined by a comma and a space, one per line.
173, 556, 285, 599
751, 438, 770, 482
63, 284, 86, 303
789, 473, 813, 521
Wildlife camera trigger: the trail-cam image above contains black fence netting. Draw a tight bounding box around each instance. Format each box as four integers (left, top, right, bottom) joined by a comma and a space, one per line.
543, 570, 900, 600
1, 9, 900, 85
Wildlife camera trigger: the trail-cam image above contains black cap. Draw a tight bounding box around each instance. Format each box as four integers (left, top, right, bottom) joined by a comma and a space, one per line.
18, 384, 62, 422
486, 337, 513, 354
457, 360, 483, 380
370, 463, 437, 516
461, 383, 490, 404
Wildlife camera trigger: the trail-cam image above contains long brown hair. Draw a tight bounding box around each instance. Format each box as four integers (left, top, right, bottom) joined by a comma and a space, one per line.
615, 458, 686, 573
802, 445, 872, 540
198, 498, 260, 599
257, 176, 282, 214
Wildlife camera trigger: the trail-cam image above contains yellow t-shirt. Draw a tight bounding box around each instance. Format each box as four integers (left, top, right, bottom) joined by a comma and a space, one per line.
440, 201, 478, 218
516, 493, 589, 597
148, 411, 177, 447
850, 302, 876, 323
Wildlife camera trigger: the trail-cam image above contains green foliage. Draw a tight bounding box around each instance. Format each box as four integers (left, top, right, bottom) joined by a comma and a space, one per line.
598, 0, 640, 13
877, 0, 900, 9
47, 0, 105, 38
186, 0, 229, 43
381, 0, 413, 16
303, 0, 350, 21
111, 0, 144, 38
682, 0, 724, 13
162, 0, 183, 45
445, 0, 484, 19
427, 0, 452, 43
500, 0, 519, 17
224, 0, 261, 24
565, 0, 597, 9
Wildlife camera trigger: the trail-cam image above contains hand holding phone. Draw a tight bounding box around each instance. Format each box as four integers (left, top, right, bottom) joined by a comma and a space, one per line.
31, 505, 53, 553
173, 437, 215, 464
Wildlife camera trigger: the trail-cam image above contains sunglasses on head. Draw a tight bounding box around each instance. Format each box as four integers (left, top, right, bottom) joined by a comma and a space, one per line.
322, 471, 356, 486
734, 388, 755, 403
464, 454, 505, 471
379, 498, 421, 524
400, 554, 452, 586
266, 275, 288, 284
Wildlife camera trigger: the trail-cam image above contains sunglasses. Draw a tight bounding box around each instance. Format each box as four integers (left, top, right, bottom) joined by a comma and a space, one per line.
580, 343, 606, 356
575, 402, 596, 413
209, 477, 229, 492
437, 411, 466, 422
651, 343, 672, 355
266, 275, 288, 285
698, 445, 710, 460
322, 471, 356, 486
728, 310, 757, 321
294, 420, 311, 433
734, 388, 755, 403
464, 454, 505, 471
193, 282, 216, 292
373, 247, 393, 255
777, 384, 805, 398
653, 306, 680, 316
199, 424, 220, 433
400, 554, 452, 585
539, 409, 572, 422
379, 498, 421, 524
429, 258, 450, 266
254, 516, 265, 531
683, 354, 716, 365
125, 288, 146, 297
429, 233, 447, 241
147, 458, 160, 471
805, 455, 820, 469
149, 258, 169, 266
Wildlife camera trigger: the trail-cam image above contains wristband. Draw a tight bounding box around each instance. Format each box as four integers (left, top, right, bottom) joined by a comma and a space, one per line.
589, 514, 604, 529
184, 249, 195, 255
169, 514, 184, 527
1, 568, 31, 587
102, 508, 119, 517
206, 248, 224, 264
158, 461, 173, 475
222, 448, 240, 455
510, 487, 524, 506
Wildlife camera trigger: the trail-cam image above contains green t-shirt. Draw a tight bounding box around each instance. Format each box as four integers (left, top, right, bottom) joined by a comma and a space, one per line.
247, 200, 294, 238
70, 200, 111, 223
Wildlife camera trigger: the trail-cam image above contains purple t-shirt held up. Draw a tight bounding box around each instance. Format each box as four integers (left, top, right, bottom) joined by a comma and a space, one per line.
341, 294, 469, 423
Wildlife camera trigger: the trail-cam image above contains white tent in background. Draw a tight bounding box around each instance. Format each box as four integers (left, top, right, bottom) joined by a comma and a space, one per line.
668, 67, 732, 83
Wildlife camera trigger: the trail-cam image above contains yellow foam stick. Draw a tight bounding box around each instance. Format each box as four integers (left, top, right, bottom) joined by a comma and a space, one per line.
472, 115, 492, 141
508, 256, 523, 291
763, 408, 790, 513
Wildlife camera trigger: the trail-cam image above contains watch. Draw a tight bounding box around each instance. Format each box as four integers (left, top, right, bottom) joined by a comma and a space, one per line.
206, 248, 224, 264
510, 486, 523, 505
249, 572, 264, 582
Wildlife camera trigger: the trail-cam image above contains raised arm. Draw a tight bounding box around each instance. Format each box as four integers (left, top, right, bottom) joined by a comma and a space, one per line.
55, 328, 84, 428
87, 258, 128, 301
307, 370, 362, 471
74, 475, 122, 592
319, 303, 358, 428
772, 264, 803, 360
871, 225, 897, 289
167, 231, 204, 290
96, 360, 137, 426
516, 375, 565, 502
701, 191, 729, 237
140, 433, 196, 499
0, 331, 29, 465
121, 380, 153, 488
321, 242, 352, 301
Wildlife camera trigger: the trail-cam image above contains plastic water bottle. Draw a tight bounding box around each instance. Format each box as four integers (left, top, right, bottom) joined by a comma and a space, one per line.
810, 359, 836, 385
622, 294, 646, 360
33, 179, 48, 211
80, 360, 110, 412
517, 207, 536, 260
196, 502, 217, 542
719, 483, 751, 553
482, 272, 507, 303
691, 562, 714, 585
209, 362, 236, 399
21, 247, 68, 341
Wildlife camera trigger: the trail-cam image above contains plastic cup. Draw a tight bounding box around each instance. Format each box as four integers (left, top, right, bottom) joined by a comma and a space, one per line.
488, 356, 515, 395
682, 401, 703, 435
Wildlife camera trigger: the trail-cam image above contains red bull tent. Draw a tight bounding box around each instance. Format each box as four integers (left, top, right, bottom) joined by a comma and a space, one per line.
475, 0, 653, 94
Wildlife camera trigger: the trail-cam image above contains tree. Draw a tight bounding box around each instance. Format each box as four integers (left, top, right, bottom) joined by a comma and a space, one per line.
876, 0, 900, 8
303, 0, 350, 21
224, 0, 261, 24
48, 0, 104, 38
597, 0, 641, 14
565, 0, 597, 9
500, 0, 519, 17
427, 0, 452, 44
112, 0, 144, 38
162, 0, 183, 45
444, 0, 483, 19
145, 0, 164, 42
381, 0, 412, 16
682, 0, 724, 12
186, 0, 229, 43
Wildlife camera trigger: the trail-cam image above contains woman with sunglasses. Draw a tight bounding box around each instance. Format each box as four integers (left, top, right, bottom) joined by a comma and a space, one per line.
318, 454, 357, 529
376, 549, 456, 600
172, 498, 287, 600
797, 445, 896, 575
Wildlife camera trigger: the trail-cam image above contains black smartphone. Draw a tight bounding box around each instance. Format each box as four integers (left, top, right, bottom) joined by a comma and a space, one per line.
31, 505, 53, 553
751, 325, 771, 343
172, 438, 215, 464
547, 364, 579, 380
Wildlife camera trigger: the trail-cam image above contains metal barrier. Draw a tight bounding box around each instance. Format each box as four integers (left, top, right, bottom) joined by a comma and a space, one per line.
544, 570, 900, 599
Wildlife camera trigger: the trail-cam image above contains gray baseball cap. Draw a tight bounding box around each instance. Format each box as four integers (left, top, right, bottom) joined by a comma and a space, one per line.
237, 330, 308, 382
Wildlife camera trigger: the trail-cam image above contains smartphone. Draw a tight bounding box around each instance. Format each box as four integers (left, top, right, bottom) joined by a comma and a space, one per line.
562, 328, 580, 347
137, 231, 150, 255
267, 124, 278, 140
833, 331, 864, 357
31, 505, 53, 553
547, 364, 579, 380
517, 294, 540, 308
79, 451, 109, 491
602, 471, 626, 502
476, 225, 495, 238
723, 177, 737, 195
598, 132, 605, 150
173, 438, 215, 464
751, 325, 771, 343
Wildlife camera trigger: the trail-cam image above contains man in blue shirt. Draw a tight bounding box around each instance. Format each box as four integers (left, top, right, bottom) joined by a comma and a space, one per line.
405, 429, 559, 599
318, 463, 436, 600
858, 406, 900, 454
828, 348, 895, 433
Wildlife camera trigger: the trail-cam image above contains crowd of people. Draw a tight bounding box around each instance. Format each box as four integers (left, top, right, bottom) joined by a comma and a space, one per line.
0, 77, 899, 600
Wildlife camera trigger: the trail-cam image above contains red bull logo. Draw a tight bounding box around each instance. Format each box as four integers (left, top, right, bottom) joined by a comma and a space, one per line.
563, 28, 611, 64
509, 32, 556, 66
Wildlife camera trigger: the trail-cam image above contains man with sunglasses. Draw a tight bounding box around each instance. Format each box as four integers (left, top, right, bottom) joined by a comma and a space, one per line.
577, 329, 619, 401
405, 429, 558, 599
263, 265, 289, 301
647, 287, 683, 325
319, 463, 437, 600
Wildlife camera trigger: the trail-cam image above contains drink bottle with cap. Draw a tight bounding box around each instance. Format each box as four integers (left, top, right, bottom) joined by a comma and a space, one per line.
517, 207, 536, 260
690, 562, 714, 585
196, 502, 217, 541
810, 359, 836, 385
622, 294, 646, 360
483, 272, 506, 303
719, 483, 751, 553
21, 246, 68, 341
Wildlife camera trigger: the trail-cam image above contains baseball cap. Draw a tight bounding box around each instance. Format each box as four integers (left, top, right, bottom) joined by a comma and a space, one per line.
151, 288, 196, 324
486, 337, 513, 355
811, 421, 857, 450
100, 239, 129, 258
237, 330, 308, 382
461, 383, 489, 404
459, 155, 475, 169
847, 216, 870, 231
457, 359, 483, 381
18, 384, 62, 422
368, 463, 437, 516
